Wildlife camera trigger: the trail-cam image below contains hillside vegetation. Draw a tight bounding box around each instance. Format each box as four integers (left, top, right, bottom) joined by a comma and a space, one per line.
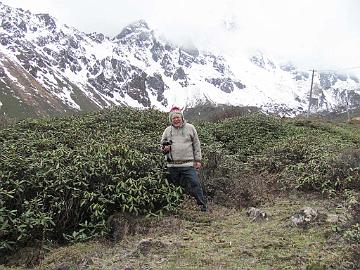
0, 107, 359, 269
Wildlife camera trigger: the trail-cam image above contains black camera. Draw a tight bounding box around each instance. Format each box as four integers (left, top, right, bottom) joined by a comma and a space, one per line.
161, 139, 172, 161
162, 139, 172, 153
162, 139, 172, 147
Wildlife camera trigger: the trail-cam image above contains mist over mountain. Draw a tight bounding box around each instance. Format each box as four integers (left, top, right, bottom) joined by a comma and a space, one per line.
0, 2, 359, 119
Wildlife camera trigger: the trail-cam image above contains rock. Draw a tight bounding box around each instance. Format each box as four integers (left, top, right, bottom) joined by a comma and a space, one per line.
246, 207, 268, 221
325, 211, 349, 225
291, 207, 318, 227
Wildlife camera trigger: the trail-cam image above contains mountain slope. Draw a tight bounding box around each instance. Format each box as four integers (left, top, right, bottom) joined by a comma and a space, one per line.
0, 2, 359, 119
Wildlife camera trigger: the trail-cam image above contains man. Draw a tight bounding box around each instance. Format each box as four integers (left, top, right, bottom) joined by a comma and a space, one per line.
161, 106, 207, 212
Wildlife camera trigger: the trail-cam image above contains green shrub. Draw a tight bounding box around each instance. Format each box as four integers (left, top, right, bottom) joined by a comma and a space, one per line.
0, 107, 182, 256
249, 119, 360, 193
204, 113, 286, 160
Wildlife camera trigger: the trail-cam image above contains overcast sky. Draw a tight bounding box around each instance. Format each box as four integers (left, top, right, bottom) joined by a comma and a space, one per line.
2, 0, 360, 72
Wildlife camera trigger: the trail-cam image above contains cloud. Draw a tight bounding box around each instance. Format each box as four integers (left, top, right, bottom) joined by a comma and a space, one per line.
2, 0, 360, 71
144, 0, 360, 71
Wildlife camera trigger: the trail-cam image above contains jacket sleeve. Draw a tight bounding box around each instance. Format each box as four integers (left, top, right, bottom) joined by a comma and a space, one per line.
191, 126, 202, 162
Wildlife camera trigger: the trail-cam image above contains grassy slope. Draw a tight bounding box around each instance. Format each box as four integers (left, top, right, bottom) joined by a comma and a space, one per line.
0, 194, 356, 270
10, 195, 350, 270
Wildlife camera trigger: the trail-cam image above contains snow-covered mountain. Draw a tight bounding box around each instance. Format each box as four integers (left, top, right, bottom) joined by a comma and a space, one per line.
0, 2, 359, 119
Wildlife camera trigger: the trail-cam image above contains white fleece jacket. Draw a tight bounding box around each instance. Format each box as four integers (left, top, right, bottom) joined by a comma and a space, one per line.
161, 122, 202, 167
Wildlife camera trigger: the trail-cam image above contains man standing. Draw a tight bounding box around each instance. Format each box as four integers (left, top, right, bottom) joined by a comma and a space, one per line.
161, 106, 207, 212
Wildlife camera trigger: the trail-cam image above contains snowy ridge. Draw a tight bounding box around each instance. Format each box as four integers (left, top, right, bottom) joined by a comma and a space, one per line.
0, 2, 359, 118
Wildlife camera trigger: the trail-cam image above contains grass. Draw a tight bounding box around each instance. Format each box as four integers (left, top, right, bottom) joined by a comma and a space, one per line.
157, 196, 351, 270
2, 193, 356, 270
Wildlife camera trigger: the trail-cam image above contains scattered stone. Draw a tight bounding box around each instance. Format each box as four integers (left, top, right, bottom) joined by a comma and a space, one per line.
325, 211, 349, 225
291, 207, 318, 227
246, 207, 268, 221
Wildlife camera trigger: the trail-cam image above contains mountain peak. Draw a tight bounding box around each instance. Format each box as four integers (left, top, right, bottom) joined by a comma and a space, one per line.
114, 20, 150, 40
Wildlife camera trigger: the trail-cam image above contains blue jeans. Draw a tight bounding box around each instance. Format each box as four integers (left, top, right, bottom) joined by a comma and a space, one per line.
168, 166, 206, 207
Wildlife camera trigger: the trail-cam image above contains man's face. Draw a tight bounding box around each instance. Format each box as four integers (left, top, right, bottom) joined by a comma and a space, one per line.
171, 114, 183, 127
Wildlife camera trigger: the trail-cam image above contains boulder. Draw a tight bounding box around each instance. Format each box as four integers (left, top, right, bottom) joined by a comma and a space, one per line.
246, 207, 268, 221
291, 207, 318, 227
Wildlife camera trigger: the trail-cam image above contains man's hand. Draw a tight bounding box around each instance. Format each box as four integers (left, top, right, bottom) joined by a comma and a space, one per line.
162, 145, 171, 153
194, 161, 201, 169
